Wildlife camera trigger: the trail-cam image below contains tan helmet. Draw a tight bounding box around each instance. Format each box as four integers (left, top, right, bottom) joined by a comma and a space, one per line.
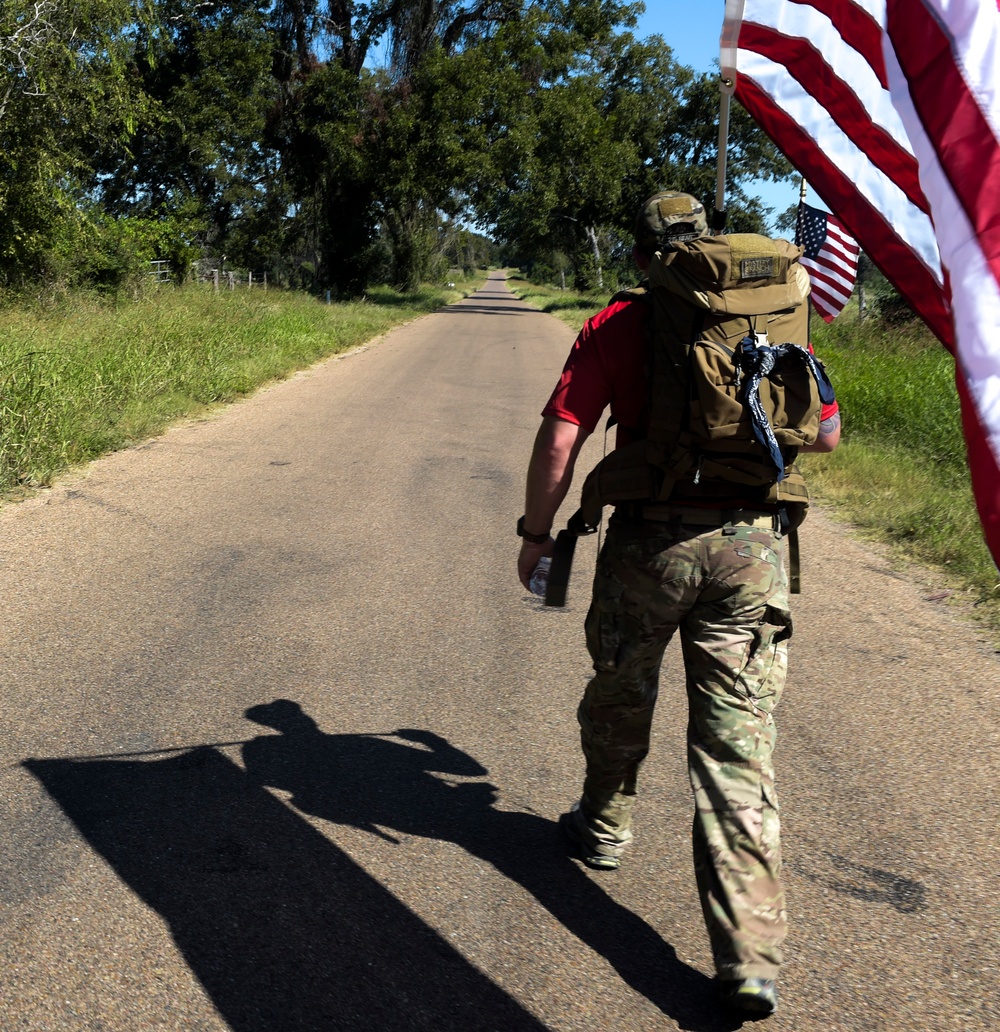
634, 191, 709, 249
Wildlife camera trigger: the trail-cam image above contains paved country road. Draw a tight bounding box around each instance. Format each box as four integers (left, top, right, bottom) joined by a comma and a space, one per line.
1, 271, 997, 1032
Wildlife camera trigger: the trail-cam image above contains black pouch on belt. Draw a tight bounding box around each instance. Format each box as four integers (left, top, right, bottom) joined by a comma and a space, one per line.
544, 510, 598, 607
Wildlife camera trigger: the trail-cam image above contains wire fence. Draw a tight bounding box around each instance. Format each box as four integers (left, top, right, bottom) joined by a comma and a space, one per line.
149, 261, 271, 290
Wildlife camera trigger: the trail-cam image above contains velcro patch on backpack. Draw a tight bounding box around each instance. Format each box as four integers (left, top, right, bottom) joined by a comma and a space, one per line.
729, 235, 782, 281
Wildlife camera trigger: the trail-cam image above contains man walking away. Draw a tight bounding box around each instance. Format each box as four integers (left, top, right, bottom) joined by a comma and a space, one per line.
516, 191, 841, 1018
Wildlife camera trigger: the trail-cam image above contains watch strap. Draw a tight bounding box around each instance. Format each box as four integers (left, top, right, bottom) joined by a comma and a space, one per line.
517, 515, 550, 544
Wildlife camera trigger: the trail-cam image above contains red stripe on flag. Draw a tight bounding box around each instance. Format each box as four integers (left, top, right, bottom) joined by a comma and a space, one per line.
886, 0, 1000, 297
826, 241, 859, 264
804, 276, 852, 313
826, 219, 859, 254
739, 23, 927, 211
808, 284, 852, 308
815, 238, 860, 272
811, 260, 855, 283
810, 298, 839, 323
955, 371, 1000, 569
805, 272, 850, 318
787, 0, 888, 85
736, 75, 954, 348
809, 292, 847, 323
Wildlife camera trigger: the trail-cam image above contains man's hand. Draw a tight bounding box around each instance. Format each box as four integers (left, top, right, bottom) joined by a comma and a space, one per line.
518, 537, 553, 591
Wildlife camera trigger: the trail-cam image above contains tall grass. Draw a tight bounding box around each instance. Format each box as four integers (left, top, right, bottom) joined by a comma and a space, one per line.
0, 279, 478, 495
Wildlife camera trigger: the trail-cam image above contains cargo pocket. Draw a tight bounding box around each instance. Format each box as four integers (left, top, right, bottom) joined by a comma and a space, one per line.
737, 607, 789, 713
585, 563, 626, 675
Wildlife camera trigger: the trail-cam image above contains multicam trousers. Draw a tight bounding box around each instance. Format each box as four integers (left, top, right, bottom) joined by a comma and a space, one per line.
575, 509, 791, 981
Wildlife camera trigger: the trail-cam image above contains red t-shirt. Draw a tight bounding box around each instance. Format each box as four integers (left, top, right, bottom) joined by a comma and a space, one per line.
542, 296, 839, 447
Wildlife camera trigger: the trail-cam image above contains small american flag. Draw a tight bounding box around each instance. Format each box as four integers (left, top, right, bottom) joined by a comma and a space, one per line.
796, 202, 859, 322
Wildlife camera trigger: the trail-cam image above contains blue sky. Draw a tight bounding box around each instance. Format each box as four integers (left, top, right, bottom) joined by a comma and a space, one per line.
633, 2, 806, 224
634, 2, 723, 74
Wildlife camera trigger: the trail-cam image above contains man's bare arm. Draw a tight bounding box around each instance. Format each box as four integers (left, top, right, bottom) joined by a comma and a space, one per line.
517, 416, 591, 589
800, 411, 841, 453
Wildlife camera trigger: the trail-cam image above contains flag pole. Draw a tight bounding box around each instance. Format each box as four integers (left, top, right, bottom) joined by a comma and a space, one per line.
794, 177, 807, 245
716, 0, 743, 233
714, 82, 732, 233
796, 178, 812, 338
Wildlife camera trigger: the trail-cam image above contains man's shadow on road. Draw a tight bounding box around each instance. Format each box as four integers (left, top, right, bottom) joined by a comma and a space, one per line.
25, 701, 742, 1032
239, 700, 734, 1030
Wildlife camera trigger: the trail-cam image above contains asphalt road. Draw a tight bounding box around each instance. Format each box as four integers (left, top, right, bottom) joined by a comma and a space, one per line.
1, 271, 998, 1031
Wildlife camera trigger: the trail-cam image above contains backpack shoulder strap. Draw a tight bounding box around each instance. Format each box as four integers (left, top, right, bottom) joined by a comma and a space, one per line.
608, 282, 651, 306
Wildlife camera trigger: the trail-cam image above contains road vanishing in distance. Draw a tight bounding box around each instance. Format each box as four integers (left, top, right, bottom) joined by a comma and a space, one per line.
1, 271, 997, 1031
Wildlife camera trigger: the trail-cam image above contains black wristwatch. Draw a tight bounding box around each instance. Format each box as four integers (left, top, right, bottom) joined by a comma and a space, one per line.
517, 515, 550, 544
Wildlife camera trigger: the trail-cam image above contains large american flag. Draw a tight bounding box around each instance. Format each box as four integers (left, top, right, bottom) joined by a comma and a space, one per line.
720, 0, 1000, 569
796, 202, 860, 322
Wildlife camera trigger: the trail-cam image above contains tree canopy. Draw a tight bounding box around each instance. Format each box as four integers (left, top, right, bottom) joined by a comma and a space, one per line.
0, 0, 794, 294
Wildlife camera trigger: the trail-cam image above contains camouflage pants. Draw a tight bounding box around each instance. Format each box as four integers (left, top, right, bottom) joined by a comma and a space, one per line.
576, 512, 791, 981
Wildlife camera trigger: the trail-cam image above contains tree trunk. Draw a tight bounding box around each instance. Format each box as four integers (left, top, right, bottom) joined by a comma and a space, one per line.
586, 225, 603, 290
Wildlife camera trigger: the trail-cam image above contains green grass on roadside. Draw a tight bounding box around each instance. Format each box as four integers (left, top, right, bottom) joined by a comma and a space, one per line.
506, 274, 609, 331
512, 274, 1000, 635
804, 311, 1000, 630
0, 276, 481, 496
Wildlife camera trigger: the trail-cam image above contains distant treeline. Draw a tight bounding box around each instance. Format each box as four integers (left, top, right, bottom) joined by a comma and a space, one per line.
0, 1, 793, 299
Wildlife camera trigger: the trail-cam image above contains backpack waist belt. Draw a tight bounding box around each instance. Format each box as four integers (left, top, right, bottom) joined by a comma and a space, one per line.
617, 503, 781, 530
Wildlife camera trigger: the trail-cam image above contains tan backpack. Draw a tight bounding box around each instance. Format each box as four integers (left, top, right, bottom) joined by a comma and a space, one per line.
545, 233, 835, 606
578, 232, 834, 526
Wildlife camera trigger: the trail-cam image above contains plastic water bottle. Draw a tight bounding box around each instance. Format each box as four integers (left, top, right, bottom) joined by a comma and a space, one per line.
529, 557, 551, 597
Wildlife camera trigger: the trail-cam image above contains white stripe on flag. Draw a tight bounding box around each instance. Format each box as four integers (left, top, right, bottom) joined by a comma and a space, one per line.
742, 1, 904, 139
